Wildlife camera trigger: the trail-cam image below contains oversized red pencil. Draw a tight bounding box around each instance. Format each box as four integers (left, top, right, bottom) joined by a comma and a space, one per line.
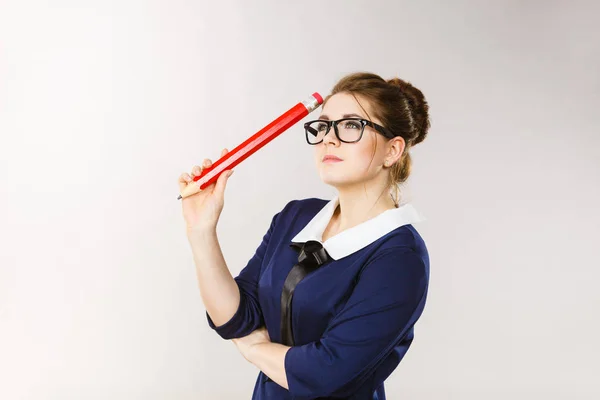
178, 92, 323, 200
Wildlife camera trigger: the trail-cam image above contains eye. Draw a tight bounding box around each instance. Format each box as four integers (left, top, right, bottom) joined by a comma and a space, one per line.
316, 122, 329, 132
343, 120, 361, 129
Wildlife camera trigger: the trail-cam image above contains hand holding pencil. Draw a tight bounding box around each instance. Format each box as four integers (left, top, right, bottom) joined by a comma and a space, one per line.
178, 147, 235, 234
177, 92, 323, 233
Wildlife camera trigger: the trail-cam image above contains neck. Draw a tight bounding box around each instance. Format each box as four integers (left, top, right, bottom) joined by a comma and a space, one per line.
333, 181, 398, 233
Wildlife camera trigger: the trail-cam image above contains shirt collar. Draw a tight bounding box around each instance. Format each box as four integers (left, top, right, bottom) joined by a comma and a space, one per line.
290, 195, 426, 260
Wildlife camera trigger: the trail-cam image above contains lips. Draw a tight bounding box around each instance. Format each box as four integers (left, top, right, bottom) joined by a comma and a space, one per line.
322, 155, 343, 162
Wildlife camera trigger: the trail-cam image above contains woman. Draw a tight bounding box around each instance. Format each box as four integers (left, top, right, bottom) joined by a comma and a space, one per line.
178, 72, 431, 399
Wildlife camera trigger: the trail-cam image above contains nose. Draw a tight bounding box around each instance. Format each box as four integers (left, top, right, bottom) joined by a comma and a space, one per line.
321, 125, 340, 146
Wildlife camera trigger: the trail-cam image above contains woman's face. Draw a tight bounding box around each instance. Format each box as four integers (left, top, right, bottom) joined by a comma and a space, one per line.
313, 92, 390, 189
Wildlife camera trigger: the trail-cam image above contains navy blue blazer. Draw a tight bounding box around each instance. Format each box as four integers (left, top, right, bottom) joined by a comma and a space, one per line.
207, 196, 430, 400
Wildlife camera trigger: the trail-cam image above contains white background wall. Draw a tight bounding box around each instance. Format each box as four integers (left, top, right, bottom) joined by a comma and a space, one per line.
1, 0, 598, 398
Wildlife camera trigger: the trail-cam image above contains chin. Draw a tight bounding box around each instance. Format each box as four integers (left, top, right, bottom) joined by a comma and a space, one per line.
319, 171, 352, 186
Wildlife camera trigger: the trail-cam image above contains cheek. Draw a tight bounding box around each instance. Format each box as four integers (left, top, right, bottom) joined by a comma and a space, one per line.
348, 139, 379, 173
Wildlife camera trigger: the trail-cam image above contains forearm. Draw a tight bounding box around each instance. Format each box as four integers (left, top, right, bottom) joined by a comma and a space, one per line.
187, 227, 240, 327
247, 342, 291, 390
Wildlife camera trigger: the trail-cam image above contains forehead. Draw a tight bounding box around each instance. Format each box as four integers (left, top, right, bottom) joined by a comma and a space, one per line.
320, 92, 374, 119
319, 92, 379, 123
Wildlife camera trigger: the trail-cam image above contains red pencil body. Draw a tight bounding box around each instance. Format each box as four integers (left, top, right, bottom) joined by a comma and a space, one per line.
191, 93, 323, 191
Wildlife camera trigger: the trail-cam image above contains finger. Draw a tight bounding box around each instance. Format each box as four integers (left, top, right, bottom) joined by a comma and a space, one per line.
178, 172, 192, 191
215, 168, 233, 196
191, 165, 202, 177
192, 159, 213, 177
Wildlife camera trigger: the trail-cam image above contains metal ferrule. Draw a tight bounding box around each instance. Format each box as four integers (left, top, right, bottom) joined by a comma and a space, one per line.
301, 95, 321, 113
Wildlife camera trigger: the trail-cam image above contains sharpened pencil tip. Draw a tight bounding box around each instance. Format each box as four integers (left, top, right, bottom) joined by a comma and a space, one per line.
177, 195, 182, 200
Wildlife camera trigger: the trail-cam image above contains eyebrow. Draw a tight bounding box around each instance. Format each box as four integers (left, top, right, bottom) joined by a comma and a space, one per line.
318, 113, 364, 120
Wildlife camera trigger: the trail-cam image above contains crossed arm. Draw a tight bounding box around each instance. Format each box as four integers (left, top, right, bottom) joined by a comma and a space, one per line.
232, 328, 291, 390
220, 248, 427, 398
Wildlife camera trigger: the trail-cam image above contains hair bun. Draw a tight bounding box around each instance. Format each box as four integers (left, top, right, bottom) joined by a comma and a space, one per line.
386, 77, 430, 145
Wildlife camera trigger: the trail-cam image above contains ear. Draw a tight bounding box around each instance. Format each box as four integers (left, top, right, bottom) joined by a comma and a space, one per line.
385, 136, 406, 165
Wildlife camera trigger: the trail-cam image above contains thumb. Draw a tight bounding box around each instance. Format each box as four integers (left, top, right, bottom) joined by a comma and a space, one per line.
215, 169, 233, 196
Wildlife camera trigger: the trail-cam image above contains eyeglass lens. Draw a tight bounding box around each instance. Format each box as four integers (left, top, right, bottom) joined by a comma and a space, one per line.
306, 119, 364, 144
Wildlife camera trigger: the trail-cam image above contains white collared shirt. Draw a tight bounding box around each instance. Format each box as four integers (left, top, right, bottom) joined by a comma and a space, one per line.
290, 195, 426, 260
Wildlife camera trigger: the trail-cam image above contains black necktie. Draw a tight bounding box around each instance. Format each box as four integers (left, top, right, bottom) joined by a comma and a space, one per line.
280, 240, 332, 346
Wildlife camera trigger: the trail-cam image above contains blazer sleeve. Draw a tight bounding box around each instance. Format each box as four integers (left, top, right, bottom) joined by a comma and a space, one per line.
283, 246, 429, 399
205, 208, 283, 340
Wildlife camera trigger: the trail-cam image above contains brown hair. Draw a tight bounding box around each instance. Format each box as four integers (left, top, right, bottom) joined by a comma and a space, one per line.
322, 72, 431, 206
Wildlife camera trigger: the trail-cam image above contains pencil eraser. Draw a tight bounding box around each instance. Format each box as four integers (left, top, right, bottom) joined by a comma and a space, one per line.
312, 92, 323, 105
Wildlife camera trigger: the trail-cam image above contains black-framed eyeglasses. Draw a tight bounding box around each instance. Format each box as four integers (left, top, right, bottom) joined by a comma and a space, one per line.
303, 118, 394, 145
